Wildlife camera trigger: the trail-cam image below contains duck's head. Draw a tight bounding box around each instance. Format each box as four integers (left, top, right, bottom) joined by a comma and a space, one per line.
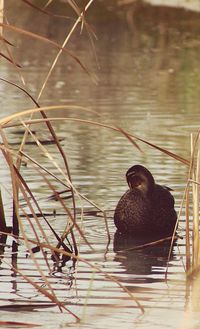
126, 165, 155, 195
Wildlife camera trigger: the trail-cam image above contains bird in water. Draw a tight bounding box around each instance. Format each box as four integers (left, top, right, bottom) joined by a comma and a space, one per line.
114, 165, 177, 238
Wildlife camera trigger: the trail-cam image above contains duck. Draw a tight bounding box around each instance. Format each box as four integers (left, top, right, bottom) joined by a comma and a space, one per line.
114, 165, 177, 238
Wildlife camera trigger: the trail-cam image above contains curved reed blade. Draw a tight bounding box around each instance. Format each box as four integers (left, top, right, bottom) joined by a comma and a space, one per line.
36, 0, 96, 101
0, 78, 40, 107
8, 117, 188, 166
3, 232, 145, 314
0, 23, 94, 79
2, 259, 79, 320
0, 35, 15, 46
117, 126, 143, 153
0, 52, 21, 67
0, 189, 6, 232
22, 0, 71, 19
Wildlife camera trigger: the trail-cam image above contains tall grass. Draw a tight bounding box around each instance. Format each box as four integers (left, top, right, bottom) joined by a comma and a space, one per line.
0, 0, 97, 320
179, 132, 200, 327
0, 0, 146, 320
0, 105, 149, 317
183, 131, 200, 273
0, 0, 3, 33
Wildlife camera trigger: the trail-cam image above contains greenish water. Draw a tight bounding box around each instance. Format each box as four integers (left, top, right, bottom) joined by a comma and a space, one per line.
0, 2, 200, 329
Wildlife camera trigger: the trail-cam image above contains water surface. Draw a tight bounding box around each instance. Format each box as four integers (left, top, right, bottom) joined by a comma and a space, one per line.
0, 2, 200, 328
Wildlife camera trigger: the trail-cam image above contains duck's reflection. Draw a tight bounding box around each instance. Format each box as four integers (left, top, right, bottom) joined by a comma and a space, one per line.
113, 230, 176, 277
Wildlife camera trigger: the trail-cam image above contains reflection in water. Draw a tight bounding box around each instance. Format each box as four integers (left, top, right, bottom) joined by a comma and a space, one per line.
0, 236, 18, 297
113, 231, 175, 278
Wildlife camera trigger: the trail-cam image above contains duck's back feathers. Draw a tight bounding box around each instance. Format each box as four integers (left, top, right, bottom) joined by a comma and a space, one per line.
114, 189, 151, 234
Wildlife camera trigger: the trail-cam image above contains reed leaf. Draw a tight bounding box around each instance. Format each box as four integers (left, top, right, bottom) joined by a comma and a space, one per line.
0, 23, 94, 80
4, 116, 189, 166
22, 0, 71, 19
2, 231, 145, 314
0, 52, 21, 67
0, 188, 6, 231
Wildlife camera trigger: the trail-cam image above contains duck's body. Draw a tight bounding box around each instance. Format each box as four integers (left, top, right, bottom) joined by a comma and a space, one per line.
114, 165, 177, 238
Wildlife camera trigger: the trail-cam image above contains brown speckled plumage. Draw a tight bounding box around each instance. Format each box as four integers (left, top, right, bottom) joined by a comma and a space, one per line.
114, 165, 177, 237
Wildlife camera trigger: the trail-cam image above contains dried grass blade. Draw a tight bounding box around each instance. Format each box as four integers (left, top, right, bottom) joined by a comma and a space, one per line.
0, 35, 15, 46
117, 235, 178, 253
0, 78, 39, 107
0, 52, 21, 67
3, 115, 189, 165
0, 23, 92, 78
0, 321, 41, 328
0, 128, 20, 235
22, 0, 71, 19
36, 0, 96, 101
38, 109, 78, 239
0, 151, 54, 270
21, 121, 73, 188
4, 116, 189, 165
4, 232, 145, 314
0, 105, 97, 126
11, 209, 62, 307
0, 0, 3, 36
133, 134, 189, 165
13, 164, 72, 255
11, 143, 93, 251
41, 172, 94, 251
191, 133, 200, 268
185, 181, 191, 271
117, 126, 143, 152
2, 259, 79, 320
0, 188, 6, 231
19, 150, 70, 189
67, 0, 82, 18
0, 78, 98, 246
0, 145, 59, 267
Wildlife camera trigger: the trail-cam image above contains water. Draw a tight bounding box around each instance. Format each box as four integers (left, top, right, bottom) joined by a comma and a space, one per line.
0, 2, 200, 328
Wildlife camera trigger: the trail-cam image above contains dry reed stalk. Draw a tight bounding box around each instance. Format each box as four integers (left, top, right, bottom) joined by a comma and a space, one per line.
3, 115, 189, 166
0, 1, 107, 318
0, 104, 98, 126
0, 127, 94, 252
22, 0, 70, 19
0, 0, 96, 243
0, 128, 20, 235
0, 80, 192, 318
0, 0, 3, 36
184, 132, 200, 272
191, 133, 200, 269
0, 142, 56, 269
36, 0, 96, 101
0, 145, 79, 317
0, 82, 98, 247
0, 189, 6, 232
2, 257, 80, 320
2, 231, 145, 314
0, 22, 92, 78
185, 181, 191, 272
183, 132, 200, 325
